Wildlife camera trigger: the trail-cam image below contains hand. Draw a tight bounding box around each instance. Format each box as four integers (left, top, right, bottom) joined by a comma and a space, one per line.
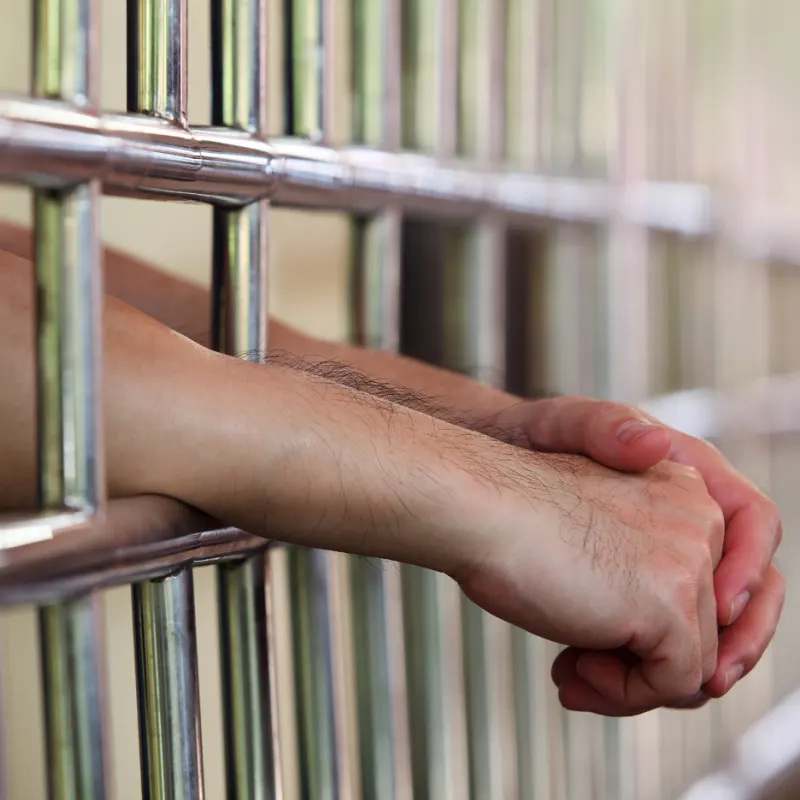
494, 397, 784, 709
456, 452, 724, 715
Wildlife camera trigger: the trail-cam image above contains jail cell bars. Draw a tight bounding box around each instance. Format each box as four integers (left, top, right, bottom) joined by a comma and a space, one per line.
0, 0, 797, 799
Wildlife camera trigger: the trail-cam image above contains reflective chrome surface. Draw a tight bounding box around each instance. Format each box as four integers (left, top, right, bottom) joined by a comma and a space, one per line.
127, 0, 188, 123
132, 570, 205, 799
31, 0, 103, 526
0, 96, 724, 235
218, 556, 275, 800
39, 593, 109, 800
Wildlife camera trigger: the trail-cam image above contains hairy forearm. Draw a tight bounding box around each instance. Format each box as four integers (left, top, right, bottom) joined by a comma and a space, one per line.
0, 221, 523, 435
0, 245, 549, 574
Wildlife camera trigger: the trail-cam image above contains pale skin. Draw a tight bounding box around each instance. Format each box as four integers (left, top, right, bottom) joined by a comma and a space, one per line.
0, 222, 785, 716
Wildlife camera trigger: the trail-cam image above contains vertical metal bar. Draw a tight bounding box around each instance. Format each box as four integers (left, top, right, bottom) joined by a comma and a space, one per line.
127, 0, 188, 122
218, 556, 274, 800
285, 0, 334, 141
209, 5, 275, 798
287, 548, 339, 800
32, 6, 106, 798
132, 571, 205, 800
39, 595, 109, 800
505, 0, 543, 169
32, 0, 104, 515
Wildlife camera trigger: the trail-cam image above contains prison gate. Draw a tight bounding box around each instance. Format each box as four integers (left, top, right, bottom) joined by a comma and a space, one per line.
0, 0, 798, 798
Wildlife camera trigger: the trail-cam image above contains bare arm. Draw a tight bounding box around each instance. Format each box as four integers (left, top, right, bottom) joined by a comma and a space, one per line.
0, 241, 733, 715
0, 221, 521, 427
0, 220, 783, 708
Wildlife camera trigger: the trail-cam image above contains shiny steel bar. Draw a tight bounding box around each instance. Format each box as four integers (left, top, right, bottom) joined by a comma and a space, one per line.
132, 571, 205, 799
0, 97, 719, 233
32, 0, 103, 515
39, 594, 109, 800
32, 4, 107, 797
210, 5, 275, 796
286, 547, 341, 800
127, 0, 188, 122
33, 187, 103, 512
218, 556, 274, 800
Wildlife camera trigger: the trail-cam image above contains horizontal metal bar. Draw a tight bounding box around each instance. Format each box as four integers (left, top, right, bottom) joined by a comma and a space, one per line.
0, 496, 267, 604
0, 96, 718, 232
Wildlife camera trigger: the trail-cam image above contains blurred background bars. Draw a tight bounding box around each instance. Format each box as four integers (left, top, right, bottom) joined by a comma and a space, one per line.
209, 2, 274, 796
350, 1, 413, 799
400, 1, 470, 799
0, 0, 799, 798
132, 573, 204, 799
454, 3, 520, 800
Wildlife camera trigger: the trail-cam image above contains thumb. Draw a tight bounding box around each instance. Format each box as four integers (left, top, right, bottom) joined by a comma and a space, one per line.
523, 397, 672, 472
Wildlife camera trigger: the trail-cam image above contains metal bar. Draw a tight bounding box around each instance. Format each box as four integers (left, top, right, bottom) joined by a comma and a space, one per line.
505, 0, 544, 169
0, 98, 720, 232
217, 556, 275, 800
132, 570, 205, 799
33, 187, 103, 513
285, 0, 334, 142
286, 547, 340, 800
39, 594, 109, 800
127, 0, 188, 122
32, 0, 103, 517
209, 9, 275, 786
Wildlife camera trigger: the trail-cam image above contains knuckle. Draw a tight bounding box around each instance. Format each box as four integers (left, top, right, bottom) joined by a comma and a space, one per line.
684, 659, 705, 696
764, 502, 784, 550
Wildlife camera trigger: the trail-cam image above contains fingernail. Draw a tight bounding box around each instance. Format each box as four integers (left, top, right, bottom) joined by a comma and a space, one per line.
617, 420, 660, 445
724, 664, 745, 693
729, 591, 751, 625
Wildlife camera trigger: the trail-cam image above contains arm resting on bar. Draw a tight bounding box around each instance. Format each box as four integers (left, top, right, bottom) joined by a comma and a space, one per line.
0, 223, 783, 716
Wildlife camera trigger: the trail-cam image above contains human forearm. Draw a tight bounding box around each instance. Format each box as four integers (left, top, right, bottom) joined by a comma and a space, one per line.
0, 248, 508, 573
0, 222, 520, 431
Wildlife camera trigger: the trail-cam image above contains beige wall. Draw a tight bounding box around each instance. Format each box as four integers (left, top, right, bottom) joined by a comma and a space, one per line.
0, 1, 350, 797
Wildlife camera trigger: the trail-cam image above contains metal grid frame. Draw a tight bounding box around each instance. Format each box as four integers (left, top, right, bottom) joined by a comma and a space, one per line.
0, 1, 796, 799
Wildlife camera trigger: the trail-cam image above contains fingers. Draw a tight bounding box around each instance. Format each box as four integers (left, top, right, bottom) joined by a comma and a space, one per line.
667, 432, 782, 626
524, 397, 672, 473
552, 565, 719, 715
704, 565, 785, 698
713, 502, 782, 626
553, 566, 784, 714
